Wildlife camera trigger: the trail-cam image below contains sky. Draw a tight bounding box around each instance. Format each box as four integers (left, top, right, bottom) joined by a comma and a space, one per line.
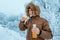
0, 0, 32, 15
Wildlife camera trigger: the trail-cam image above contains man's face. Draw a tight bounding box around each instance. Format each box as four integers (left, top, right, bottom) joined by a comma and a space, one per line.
29, 9, 33, 17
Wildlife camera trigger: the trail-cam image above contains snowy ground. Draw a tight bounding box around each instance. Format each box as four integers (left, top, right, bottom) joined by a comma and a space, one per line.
0, 25, 26, 40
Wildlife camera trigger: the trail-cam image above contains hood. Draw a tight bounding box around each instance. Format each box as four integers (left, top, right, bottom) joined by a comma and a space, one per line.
25, 2, 40, 17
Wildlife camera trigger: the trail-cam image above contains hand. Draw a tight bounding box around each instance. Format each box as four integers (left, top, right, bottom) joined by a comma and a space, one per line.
21, 17, 27, 21
32, 28, 40, 34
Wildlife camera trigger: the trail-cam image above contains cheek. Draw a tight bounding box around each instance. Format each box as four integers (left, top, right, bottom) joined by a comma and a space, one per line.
29, 11, 33, 15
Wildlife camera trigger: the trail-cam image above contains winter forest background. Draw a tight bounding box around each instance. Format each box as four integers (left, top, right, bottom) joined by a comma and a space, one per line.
0, 0, 60, 40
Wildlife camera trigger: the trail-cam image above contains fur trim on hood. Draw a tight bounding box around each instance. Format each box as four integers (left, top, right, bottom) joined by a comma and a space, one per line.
25, 2, 40, 17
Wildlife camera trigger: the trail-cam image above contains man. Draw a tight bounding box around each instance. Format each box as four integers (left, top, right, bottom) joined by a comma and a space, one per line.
19, 3, 53, 40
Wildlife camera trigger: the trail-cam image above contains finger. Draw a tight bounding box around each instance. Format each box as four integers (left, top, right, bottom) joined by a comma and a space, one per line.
32, 29, 34, 32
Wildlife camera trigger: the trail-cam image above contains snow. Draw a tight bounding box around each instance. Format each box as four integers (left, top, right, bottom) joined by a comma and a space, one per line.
0, 25, 26, 40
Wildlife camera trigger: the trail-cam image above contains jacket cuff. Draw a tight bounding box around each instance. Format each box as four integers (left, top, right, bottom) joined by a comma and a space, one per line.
38, 30, 42, 36
20, 20, 27, 28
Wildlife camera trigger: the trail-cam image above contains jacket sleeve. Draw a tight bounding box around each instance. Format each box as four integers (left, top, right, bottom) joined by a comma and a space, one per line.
39, 19, 53, 39
19, 20, 27, 31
